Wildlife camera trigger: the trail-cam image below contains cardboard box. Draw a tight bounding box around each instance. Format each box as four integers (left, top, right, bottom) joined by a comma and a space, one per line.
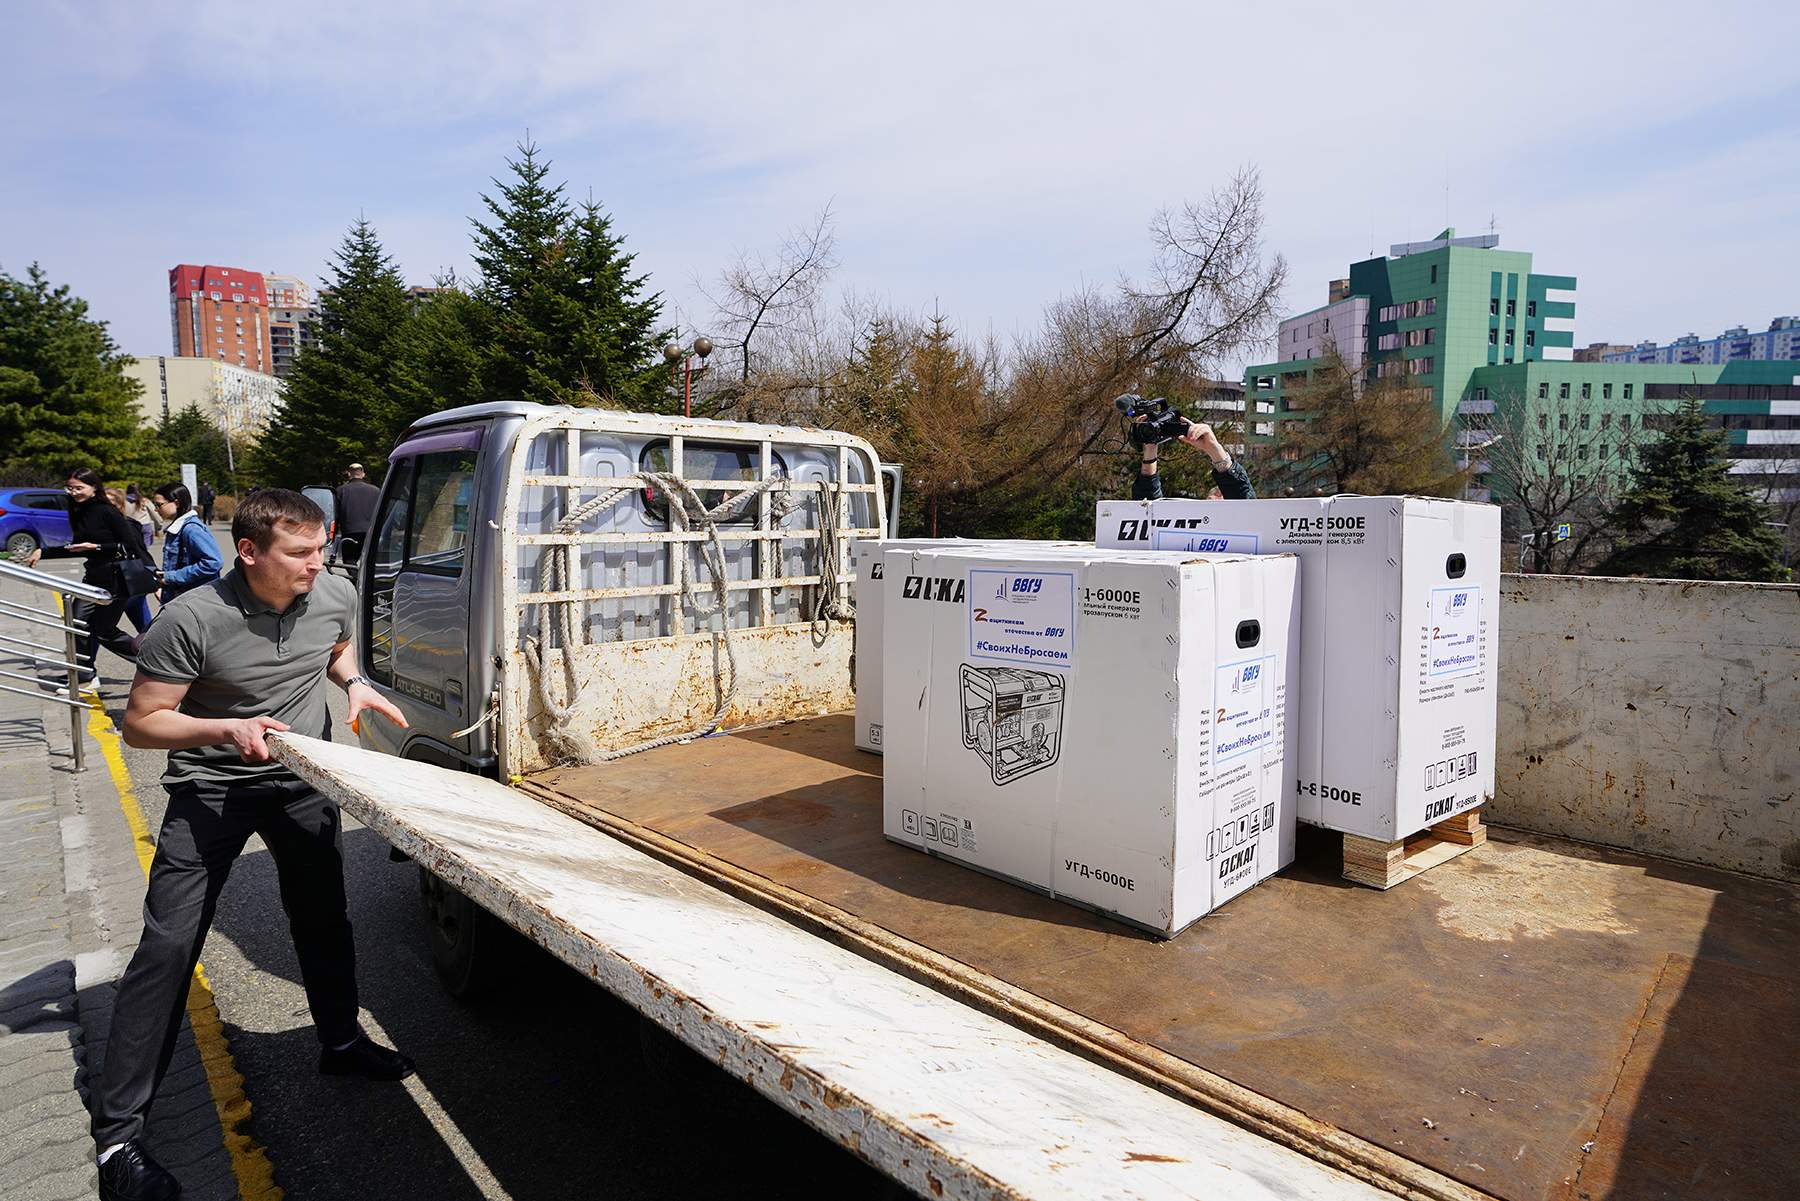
851, 538, 1084, 753
1096, 496, 1499, 842
881, 543, 1299, 937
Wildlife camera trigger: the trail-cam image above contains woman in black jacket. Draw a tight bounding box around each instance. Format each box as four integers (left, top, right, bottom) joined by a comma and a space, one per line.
24, 468, 157, 680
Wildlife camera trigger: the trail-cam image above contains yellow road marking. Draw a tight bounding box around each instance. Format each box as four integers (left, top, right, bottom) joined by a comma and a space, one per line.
86, 694, 284, 1200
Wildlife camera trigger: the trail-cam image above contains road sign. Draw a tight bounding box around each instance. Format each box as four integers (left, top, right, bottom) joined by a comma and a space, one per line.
1554, 523, 1572, 542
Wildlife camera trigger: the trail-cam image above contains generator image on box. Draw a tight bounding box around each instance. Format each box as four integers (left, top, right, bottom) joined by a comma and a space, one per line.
959, 664, 1064, 785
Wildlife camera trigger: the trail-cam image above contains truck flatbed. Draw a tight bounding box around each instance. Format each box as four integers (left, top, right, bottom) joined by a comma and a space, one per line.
275, 731, 1395, 1201
522, 714, 1800, 1201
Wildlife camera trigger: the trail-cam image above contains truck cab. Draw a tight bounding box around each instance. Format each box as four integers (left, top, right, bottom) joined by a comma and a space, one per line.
352, 402, 887, 774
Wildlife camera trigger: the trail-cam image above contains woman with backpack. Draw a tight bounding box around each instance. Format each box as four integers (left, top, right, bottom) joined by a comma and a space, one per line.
23, 468, 158, 681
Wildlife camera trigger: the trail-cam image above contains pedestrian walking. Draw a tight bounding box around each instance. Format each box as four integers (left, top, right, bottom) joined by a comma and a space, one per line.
95, 489, 413, 1201
150, 482, 223, 604
198, 480, 216, 525
107, 488, 157, 635
25, 469, 157, 681
124, 484, 161, 548
335, 463, 380, 565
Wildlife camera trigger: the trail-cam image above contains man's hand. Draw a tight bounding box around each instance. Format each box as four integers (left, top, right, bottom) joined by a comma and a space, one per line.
346, 682, 409, 734
226, 716, 290, 763
1180, 421, 1229, 464
67, 542, 98, 552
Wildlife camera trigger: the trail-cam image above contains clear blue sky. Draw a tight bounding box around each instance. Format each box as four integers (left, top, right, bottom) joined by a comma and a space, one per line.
4, 2, 1796, 371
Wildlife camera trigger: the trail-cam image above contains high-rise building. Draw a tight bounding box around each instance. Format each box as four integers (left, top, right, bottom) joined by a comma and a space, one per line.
263, 273, 318, 379
1601, 317, 1800, 365
1245, 232, 1800, 511
169, 265, 274, 375
1245, 229, 1578, 428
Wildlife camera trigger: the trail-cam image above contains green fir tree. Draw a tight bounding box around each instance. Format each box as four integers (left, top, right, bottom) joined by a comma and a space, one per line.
154, 406, 241, 492
1598, 395, 1788, 582
255, 219, 414, 487
0, 263, 154, 482
390, 281, 490, 428
831, 317, 911, 451
467, 142, 673, 409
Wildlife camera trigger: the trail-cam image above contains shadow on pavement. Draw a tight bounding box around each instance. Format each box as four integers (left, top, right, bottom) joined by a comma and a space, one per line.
206, 824, 895, 1200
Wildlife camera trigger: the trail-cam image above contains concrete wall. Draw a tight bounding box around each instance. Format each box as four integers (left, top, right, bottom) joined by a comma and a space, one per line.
1494, 573, 1800, 882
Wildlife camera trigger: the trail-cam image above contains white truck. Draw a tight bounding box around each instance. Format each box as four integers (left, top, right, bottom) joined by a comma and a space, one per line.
272, 401, 1800, 1201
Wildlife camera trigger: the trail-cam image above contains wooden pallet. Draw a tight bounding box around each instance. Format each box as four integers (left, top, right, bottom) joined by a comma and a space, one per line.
1341, 807, 1487, 889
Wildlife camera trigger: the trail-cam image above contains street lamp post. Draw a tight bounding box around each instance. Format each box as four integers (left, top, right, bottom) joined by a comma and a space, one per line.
1459, 433, 1503, 501
663, 336, 713, 419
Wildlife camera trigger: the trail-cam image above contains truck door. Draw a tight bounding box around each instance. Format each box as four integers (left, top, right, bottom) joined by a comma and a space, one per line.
361, 429, 482, 757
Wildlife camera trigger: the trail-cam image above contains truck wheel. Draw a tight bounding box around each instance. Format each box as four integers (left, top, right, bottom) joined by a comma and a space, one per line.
418, 867, 508, 999
5, 531, 38, 557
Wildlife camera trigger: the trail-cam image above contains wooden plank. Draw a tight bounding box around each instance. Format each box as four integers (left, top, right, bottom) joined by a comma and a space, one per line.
1342, 809, 1488, 890
271, 732, 1391, 1201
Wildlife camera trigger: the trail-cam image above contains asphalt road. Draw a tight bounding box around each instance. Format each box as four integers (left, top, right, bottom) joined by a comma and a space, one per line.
62, 542, 894, 1200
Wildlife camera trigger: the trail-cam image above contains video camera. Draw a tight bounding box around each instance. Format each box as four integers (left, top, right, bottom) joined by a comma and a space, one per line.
1114, 394, 1190, 447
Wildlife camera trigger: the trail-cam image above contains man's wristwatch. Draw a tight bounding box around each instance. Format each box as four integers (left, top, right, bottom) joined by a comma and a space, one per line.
344, 674, 375, 690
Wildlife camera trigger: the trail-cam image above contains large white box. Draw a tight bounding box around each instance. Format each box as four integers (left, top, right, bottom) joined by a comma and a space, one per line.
881, 543, 1299, 937
1097, 496, 1500, 842
852, 538, 1084, 753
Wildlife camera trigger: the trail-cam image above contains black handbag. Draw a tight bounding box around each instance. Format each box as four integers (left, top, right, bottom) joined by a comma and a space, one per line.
113, 557, 159, 599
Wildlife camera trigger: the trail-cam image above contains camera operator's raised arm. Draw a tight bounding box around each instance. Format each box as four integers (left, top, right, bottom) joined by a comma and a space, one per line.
1117, 394, 1255, 501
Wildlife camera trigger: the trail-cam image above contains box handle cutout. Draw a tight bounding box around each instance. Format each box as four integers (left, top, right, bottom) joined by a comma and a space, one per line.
1235, 619, 1261, 649
1446, 553, 1467, 579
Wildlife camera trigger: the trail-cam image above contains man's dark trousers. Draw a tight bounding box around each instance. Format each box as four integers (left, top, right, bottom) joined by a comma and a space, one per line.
91, 777, 360, 1147
68, 595, 139, 674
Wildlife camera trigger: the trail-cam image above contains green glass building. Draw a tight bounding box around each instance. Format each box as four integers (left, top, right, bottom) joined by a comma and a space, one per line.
1245, 228, 1577, 429
1245, 231, 1799, 507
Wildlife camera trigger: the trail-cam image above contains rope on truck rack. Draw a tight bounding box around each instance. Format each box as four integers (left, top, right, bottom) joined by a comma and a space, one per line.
525, 471, 855, 764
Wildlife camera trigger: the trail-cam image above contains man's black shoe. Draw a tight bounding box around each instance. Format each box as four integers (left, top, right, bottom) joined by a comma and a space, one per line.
98, 1140, 181, 1201
320, 1035, 415, 1080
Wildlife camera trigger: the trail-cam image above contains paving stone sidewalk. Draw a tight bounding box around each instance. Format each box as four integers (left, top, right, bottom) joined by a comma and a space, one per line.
0, 587, 240, 1201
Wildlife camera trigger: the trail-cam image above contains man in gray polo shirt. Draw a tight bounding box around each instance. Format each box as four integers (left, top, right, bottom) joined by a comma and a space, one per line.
94, 489, 412, 1201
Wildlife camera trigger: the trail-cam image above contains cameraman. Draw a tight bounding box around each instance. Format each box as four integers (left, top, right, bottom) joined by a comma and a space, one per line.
1133, 418, 1255, 501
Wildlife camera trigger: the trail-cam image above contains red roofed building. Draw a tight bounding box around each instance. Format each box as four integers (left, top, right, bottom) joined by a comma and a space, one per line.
169, 264, 274, 376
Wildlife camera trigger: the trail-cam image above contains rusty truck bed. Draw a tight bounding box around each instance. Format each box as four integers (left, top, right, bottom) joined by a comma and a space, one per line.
522, 715, 1800, 1201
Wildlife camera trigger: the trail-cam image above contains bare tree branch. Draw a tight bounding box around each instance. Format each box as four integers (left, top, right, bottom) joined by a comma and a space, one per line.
1470, 388, 1652, 572
700, 206, 838, 418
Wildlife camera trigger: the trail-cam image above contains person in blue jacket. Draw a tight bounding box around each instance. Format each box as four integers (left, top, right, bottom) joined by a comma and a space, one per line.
150, 482, 224, 604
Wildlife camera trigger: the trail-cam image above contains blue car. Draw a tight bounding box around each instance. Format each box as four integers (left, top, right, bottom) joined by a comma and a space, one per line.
0, 487, 73, 558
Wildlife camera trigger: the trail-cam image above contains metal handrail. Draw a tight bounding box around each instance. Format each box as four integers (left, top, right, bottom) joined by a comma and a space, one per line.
0, 557, 110, 768
0, 646, 82, 672
0, 595, 90, 621
0, 606, 91, 635
0, 558, 113, 601
0, 631, 66, 656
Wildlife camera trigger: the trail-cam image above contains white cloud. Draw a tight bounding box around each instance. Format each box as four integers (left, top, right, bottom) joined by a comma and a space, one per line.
3, 1, 1796, 361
